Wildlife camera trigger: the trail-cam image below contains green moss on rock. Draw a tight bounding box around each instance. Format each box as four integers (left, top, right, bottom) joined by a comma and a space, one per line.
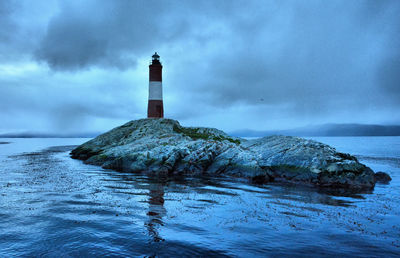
173, 124, 240, 144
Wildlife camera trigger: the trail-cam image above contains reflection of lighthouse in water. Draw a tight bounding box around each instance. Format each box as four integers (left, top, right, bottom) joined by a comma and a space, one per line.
147, 52, 164, 118
145, 178, 166, 242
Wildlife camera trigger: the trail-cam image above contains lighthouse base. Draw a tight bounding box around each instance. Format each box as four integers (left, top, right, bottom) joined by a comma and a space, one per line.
147, 100, 164, 118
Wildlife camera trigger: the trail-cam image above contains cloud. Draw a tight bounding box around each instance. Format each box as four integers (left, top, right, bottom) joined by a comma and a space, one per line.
34, 0, 192, 70
1, 0, 400, 133
0, 63, 145, 133
0, 0, 16, 41
165, 0, 400, 124
0, 0, 58, 62
0, 0, 21, 60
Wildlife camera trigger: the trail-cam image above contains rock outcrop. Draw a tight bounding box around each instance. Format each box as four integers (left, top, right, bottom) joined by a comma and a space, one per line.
71, 118, 382, 190
374, 171, 392, 184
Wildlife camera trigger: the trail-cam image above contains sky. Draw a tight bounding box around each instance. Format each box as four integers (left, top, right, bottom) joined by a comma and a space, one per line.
1, 0, 399, 134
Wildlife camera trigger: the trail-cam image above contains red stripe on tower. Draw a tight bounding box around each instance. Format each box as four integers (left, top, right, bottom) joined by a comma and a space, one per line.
147, 52, 164, 118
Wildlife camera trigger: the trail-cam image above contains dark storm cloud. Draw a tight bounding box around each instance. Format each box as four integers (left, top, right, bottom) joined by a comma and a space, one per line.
0, 0, 55, 61
34, 1, 150, 70
165, 0, 400, 120
34, 0, 247, 70
34, 1, 197, 70
0, 0, 20, 60
0, 0, 15, 41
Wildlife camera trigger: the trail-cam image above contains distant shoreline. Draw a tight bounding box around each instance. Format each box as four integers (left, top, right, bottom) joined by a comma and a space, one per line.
1, 135, 400, 139
2, 124, 400, 138
230, 124, 400, 138
0, 135, 98, 139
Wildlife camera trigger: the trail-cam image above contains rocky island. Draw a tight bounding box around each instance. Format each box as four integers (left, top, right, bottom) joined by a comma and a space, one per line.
71, 118, 390, 190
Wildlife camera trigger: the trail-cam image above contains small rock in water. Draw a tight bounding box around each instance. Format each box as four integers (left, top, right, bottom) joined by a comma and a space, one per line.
374, 171, 392, 184
251, 175, 273, 184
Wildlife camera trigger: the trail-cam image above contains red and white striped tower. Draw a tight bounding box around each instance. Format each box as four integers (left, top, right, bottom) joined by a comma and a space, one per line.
147, 52, 164, 118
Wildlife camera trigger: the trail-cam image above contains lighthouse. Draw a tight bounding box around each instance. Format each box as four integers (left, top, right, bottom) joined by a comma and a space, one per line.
147, 52, 164, 118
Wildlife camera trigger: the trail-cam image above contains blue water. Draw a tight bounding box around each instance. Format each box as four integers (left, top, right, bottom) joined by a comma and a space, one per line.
0, 137, 399, 257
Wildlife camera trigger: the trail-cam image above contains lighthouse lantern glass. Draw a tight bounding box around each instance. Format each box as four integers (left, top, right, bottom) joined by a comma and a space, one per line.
152, 52, 160, 61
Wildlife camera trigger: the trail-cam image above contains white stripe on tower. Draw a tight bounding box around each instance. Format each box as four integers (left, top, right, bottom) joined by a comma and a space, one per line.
148, 81, 162, 100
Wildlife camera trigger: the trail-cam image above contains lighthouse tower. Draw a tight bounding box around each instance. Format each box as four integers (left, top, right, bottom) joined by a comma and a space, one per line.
147, 52, 164, 118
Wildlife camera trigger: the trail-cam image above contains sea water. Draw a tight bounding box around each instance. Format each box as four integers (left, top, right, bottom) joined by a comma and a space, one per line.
0, 137, 399, 257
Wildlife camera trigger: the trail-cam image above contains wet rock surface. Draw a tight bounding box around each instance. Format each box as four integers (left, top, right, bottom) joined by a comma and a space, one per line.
71, 119, 382, 190
374, 171, 392, 183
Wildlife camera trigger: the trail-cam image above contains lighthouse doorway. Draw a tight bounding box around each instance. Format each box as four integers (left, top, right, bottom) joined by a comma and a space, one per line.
156, 105, 162, 117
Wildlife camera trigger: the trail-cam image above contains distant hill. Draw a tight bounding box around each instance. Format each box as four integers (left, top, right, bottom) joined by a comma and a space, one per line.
0, 132, 101, 138
2, 123, 400, 138
230, 124, 400, 137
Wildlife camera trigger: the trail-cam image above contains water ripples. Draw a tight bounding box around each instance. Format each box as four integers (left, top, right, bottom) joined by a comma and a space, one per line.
0, 140, 399, 257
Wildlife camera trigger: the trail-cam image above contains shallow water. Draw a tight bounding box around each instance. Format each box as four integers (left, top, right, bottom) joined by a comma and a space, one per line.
0, 137, 399, 257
